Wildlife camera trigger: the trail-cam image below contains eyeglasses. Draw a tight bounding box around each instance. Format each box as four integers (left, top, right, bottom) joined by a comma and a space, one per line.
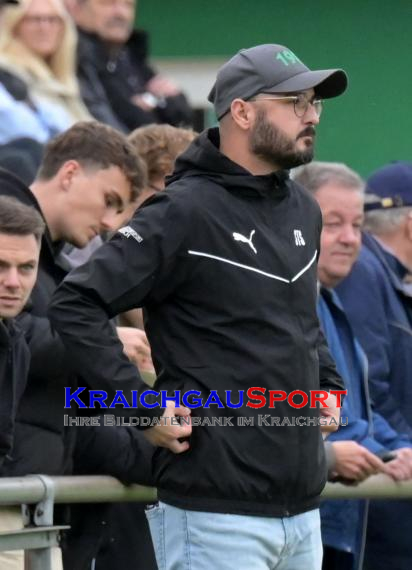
21, 15, 63, 26
250, 93, 323, 118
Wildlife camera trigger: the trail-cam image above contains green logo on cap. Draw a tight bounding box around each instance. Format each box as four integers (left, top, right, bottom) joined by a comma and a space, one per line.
276, 50, 302, 67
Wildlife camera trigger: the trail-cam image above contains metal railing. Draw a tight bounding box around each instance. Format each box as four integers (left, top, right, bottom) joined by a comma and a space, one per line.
0, 474, 411, 569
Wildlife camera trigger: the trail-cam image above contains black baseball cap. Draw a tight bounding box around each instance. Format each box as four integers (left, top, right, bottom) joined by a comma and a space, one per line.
364, 162, 412, 212
208, 43, 348, 120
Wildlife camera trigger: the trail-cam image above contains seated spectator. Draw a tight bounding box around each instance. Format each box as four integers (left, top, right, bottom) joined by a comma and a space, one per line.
337, 161, 412, 570
0, 0, 91, 144
0, 195, 44, 570
294, 161, 412, 570
68, 0, 193, 131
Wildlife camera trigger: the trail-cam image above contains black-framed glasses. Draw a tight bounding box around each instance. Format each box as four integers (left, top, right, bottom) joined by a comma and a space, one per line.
250, 93, 323, 118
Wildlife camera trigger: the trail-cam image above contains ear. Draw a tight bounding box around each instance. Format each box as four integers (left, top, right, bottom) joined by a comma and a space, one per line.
230, 99, 255, 131
58, 160, 81, 192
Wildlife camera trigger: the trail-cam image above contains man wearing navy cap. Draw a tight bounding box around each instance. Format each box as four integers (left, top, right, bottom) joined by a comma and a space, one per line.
50, 44, 347, 569
338, 161, 412, 570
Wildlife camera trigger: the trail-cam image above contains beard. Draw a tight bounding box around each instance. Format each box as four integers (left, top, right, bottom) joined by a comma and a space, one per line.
249, 108, 315, 170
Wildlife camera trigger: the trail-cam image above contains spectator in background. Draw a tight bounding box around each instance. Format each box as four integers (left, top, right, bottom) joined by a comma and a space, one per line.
68, 0, 193, 131
294, 161, 412, 570
0, 196, 44, 570
0, 196, 43, 470
337, 161, 412, 570
129, 123, 197, 206
0, 0, 46, 182
0, 0, 91, 144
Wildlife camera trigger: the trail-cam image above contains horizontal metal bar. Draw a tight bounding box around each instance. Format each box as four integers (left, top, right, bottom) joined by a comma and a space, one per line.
0, 476, 157, 505
323, 476, 412, 500
0, 474, 411, 506
0, 526, 69, 551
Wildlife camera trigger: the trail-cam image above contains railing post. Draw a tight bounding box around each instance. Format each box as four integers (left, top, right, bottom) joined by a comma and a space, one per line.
25, 475, 58, 570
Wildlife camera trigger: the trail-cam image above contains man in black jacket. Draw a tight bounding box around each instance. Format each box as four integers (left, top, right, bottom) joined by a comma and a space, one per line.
0, 195, 44, 569
68, 0, 193, 131
50, 44, 347, 569
0, 196, 44, 470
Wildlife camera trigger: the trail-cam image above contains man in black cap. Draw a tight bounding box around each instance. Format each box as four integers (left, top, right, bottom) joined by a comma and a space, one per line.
50, 44, 347, 569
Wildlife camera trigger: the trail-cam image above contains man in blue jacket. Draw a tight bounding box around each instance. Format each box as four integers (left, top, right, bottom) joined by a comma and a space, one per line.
294, 161, 412, 570
337, 161, 412, 570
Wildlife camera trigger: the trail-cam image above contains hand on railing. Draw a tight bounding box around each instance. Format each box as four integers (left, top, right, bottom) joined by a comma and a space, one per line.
384, 448, 412, 482
329, 441, 386, 484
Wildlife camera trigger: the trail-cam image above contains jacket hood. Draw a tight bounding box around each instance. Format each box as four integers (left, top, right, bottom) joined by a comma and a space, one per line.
167, 127, 290, 199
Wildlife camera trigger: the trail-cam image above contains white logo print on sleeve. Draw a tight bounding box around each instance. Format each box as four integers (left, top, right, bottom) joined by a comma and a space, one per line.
118, 226, 144, 243
233, 229, 257, 254
294, 229, 305, 246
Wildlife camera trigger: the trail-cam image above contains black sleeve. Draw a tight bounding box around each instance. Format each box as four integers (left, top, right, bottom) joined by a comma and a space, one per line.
317, 326, 345, 394
16, 311, 68, 381
48, 192, 190, 421
73, 423, 155, 485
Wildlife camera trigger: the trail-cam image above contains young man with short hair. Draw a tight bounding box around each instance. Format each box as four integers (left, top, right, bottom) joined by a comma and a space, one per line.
0, 120, 146, 480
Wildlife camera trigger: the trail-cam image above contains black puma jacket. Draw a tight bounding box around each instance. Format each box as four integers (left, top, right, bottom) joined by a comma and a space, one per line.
50, 128, 343, 516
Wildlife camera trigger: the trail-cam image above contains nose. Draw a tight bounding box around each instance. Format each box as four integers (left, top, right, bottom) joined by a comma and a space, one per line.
339, 224, 360, 246
304, 103, 320, 125
113, 0, 132, 19
3, 268, 20, 289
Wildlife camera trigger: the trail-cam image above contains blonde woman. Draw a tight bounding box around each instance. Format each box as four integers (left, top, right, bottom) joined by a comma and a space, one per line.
0, 0, 90, 142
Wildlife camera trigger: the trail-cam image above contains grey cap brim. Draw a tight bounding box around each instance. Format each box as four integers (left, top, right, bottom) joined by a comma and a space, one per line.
265, 69, 347, 99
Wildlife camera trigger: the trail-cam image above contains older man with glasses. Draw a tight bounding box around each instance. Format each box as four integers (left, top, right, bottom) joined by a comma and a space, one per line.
51, 43, 347, 570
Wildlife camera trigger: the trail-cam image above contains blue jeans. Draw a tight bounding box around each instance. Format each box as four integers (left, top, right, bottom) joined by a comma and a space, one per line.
146, 502, 322, 570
